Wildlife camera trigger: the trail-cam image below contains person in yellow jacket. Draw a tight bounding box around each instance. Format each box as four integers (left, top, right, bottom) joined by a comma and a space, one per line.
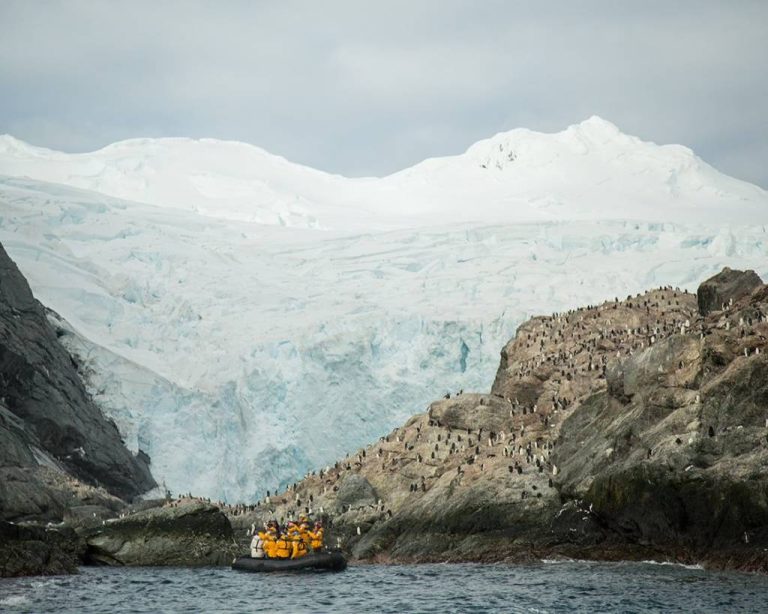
273, 526, 293, 559
287, 521, 308, 559
263, 524, 278, 558
309, 521, 324, 552
298, 517, 312, 551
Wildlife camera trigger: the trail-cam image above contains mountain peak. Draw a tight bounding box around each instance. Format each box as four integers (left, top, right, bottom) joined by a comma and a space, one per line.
568, 115, 622, 139
0, 134, 28, 151
575, 115, 620, 131
464, 115, 627, 160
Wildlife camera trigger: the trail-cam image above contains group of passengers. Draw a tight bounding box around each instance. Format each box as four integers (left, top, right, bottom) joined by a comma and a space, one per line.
250, 515, 324, 559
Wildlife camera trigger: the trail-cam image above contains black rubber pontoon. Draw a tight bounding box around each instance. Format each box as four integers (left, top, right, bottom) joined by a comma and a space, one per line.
231, 552, 347, 573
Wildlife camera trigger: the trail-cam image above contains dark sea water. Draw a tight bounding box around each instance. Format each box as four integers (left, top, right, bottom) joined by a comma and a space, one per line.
2, 561, 768, 613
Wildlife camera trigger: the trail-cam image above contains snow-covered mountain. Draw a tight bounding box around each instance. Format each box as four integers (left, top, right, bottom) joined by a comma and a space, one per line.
1, 117, 767, 502
2, 116, 766, 230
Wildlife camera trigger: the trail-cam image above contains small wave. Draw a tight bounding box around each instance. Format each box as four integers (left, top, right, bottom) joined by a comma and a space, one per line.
641, 559, 704, 570
540, 558, 578, 565
0, 595, 29, 607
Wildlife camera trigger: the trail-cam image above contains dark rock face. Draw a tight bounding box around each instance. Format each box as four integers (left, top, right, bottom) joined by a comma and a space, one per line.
697, 267, 762, 316
0, 243, 158, 576
83, 503, 238, 566
0, 242, 155, 509
0, 521, 84, 577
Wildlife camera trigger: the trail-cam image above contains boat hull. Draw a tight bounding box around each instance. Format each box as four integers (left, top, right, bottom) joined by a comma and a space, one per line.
231, 552, 347, 573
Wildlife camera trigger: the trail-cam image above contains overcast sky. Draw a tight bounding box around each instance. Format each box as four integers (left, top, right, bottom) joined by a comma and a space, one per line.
1, 1, 766, 186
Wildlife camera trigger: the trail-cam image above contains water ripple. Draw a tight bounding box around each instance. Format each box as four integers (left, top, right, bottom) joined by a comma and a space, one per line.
1, 562, 768, 613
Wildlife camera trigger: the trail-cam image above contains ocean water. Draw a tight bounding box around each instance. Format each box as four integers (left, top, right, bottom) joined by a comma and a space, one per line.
1, 561, 768, 613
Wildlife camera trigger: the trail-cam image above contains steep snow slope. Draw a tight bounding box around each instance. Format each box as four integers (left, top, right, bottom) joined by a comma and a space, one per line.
1, 117, 766, 229
380, 117, 768, 224
2, 175, 767, 501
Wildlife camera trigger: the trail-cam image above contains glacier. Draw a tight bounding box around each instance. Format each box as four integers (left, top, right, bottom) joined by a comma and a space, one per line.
1, 117, 767, 502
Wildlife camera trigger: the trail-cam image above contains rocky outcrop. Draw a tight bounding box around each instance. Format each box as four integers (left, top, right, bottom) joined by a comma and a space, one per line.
0, 521, 84, 577
697, 266, 762, 316
83, 502, 238, 566
0, 243, 155, 506
0, 243, 157, 576
249, 269, 768, 572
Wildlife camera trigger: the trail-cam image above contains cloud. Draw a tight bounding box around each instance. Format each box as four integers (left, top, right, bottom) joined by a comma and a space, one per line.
0, 0, 766, 186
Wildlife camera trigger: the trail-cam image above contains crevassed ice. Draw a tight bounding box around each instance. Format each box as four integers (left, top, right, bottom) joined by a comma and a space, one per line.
2, 176, 767, 501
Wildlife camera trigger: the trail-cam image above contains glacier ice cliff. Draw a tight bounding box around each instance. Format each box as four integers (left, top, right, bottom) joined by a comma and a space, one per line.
2, 176, 767, 501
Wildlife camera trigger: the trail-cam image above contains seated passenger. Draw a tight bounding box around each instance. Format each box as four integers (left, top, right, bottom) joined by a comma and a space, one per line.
288, 521, 308, 559
274, 526, 292, 559
309, 521, 324, 552
250, 527, 266, 559
299, 517, 312, 550
263, 522, 278, 558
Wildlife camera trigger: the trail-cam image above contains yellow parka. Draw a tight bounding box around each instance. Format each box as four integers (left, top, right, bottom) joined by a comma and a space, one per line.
309, 528, 324, 551
299, 523, 312, 548
263, 530, 278, 558
289, 529, 308, 559
274, 534, 292, 559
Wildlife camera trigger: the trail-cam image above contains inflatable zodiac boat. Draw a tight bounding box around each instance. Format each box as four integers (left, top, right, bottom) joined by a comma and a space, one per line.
231, 552, 347, 573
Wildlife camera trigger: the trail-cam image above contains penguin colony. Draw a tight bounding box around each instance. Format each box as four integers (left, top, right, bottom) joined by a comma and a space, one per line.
230, 283, 767, 544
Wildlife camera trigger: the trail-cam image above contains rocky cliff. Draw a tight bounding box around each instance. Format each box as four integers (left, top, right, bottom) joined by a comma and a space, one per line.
0, 243, 156, 575
248, 268, 768, 572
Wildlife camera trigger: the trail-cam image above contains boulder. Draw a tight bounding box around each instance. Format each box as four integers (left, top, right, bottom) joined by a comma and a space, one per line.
697, 267, 762, 316
83, 502, 238, 566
